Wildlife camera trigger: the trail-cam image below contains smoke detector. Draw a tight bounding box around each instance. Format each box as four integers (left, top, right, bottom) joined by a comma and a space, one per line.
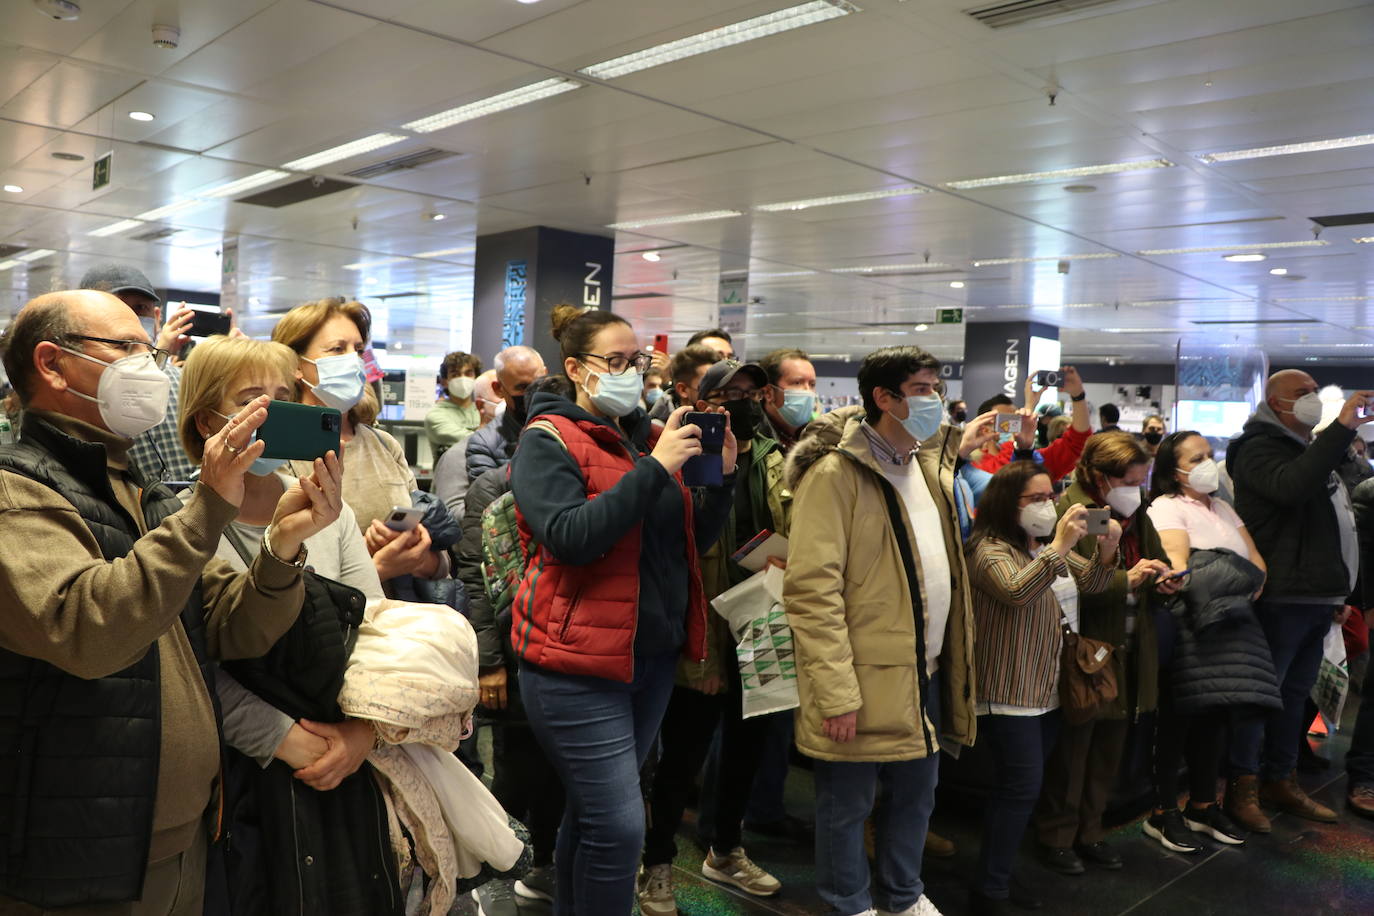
32, 0, 81, 20
151, 24, 180, 49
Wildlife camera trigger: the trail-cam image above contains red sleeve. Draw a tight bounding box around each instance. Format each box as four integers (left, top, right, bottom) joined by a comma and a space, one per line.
1037, 423, 1092, 480
973, 439, 1016, 473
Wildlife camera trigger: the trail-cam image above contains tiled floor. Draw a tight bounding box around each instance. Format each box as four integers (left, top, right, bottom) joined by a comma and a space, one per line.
457, 711, 1374, 916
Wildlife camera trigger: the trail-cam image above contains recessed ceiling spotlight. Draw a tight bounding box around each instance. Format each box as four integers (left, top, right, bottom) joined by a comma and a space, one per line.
1269, 267, 1288, 276
2, 185, 22, 194
128, 111, 155, 122
914, 324, 929, 332
949, 281, 965, 289
428, 212, 446, 221
1063, 184, 1097, 193
1223, 253, 1267, 262
32, 0, 81, 21
642, 251, 661, 262
364, 276, 379, 285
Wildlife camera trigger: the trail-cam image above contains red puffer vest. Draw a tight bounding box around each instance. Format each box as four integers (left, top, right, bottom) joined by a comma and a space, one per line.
510, 412, 708, 683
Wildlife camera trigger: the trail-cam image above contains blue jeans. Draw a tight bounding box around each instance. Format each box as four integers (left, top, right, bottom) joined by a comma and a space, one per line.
1229, 600, 1336, 781
976, 711, 1060, 898
520, 654, 677, 916
1346, 638, 1374, 786
813, 675, 941, 916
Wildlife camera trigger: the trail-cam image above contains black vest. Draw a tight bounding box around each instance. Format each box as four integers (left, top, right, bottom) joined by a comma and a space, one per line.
0, 415, 213, 908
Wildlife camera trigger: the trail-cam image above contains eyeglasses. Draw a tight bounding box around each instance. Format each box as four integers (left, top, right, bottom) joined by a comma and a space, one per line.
64, 334, 169, 363
579, 352, 651, 375
706, 387, 765, 403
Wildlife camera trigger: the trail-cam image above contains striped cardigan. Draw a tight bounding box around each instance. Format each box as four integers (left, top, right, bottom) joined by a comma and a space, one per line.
968, 537, 1116, 709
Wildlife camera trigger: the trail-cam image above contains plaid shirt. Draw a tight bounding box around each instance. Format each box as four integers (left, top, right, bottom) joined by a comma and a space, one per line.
860, 420, 918, 467
129, 362, 196, 483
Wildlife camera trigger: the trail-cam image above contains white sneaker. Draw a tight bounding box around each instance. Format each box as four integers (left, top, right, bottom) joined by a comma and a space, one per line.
636, 863, 678, 916
701, 846, 782, 896
878, 895, 945, 916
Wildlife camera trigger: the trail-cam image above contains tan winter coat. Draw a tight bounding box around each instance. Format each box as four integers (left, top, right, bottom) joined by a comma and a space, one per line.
782, 408, 976, 762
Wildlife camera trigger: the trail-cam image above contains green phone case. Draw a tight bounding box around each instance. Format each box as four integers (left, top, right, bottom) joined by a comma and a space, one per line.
257, 401, 342, 460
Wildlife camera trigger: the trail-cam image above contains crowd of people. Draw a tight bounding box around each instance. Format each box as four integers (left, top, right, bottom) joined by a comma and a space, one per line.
0, 264, 1371, 916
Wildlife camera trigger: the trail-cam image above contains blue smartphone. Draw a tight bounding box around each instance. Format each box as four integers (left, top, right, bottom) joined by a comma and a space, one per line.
680, 411, 726, 488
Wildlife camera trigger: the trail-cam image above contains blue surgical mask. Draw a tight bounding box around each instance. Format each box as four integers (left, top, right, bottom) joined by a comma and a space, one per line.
778, 389, 816, 428
303, 353, 366, 412
645, 387, 663, 406
215, 410, 286, 477
897, 394, 944, 442
582, 366, 644, 418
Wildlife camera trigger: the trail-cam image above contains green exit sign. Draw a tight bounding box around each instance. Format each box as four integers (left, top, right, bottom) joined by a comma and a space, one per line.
936, 308, 963, 325
92, 151, 112, 191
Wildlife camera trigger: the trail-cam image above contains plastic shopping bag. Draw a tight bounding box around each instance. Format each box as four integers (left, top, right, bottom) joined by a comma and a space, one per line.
1312, 621, 1350, 732
711, 566, 799, 719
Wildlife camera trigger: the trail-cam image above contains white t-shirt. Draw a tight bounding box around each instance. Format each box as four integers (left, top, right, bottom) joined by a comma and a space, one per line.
1147, 493, 1249, 557
878, 462, 952, 673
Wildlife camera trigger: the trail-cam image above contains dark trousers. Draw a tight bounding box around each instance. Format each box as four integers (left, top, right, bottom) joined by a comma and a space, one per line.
1230, 600, 1335, 780
491, 721, 566, 867
1152, 613, 1226, 809
643, 655, 769, 866
1035, 716, 1129, 848
747, 713, 795, 824
520, 654, 677, 916
1347, 640, 1374, 786
976, 711, 1060, 898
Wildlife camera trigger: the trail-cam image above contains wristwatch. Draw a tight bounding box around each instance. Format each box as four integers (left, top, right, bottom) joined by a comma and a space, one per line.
263, 526, 308, 568
1071, 391, 1087, 402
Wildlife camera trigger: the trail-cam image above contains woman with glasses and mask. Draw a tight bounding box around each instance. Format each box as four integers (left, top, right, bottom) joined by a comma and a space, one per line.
508, 304, 738, 915
272, 299, 445, 585
1145, 431, 1278, 846
1034, 432, 1178, 876
966, 461, 1121, 914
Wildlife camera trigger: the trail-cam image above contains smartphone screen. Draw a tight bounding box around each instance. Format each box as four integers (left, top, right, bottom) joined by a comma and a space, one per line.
188, 310, 232, 338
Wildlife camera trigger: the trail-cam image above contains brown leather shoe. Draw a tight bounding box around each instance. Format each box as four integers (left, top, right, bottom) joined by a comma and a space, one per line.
924, 829, 957, 858
1224, 774, 1272, 834
1259, 772, 1338, 823
1348, 784, 1374, 820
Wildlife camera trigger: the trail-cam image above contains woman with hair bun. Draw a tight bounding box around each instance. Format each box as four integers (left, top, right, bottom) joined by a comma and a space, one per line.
508, 304, 737, 914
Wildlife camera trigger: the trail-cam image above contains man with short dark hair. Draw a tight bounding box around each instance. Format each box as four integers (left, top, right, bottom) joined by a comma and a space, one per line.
1099, 403, 1121, 432
0, 290, 338, 913
465, 345, 546, 484
784, 346, 992, 916
947, 400, 967, 426
79, 263, 199, 482
759, 347, 817, 453
687, 328, 735, 360
426, 350, 484, 457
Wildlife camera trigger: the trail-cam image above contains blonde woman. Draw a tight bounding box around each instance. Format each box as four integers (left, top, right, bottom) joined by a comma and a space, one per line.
272, 298, 444, 583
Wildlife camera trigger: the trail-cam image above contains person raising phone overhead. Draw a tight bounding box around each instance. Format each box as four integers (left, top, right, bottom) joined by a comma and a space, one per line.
508, 304, 738, 915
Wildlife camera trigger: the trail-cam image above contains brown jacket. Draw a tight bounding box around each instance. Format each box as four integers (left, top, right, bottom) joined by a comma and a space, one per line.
782, 408, 976, 762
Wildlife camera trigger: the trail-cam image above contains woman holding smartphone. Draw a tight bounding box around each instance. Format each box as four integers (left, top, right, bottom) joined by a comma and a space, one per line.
1034, 431, 1178, 875
508, 304, 737, 915
272, 298, 442, 584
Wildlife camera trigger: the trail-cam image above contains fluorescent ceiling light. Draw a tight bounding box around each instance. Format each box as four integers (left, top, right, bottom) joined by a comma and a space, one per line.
136, 199, 206, 222
89, 218, 145, 237
1354, 237, 1374, 244
971, 253, 1119, 266
404, 79, 581, 133
755, 185, 925, 212
946, 158, 1172, 190
282, 133, 407, 171
413, 246, 475, 258
751, 270, 817, 278
1223, 253, 1266, 262
578, 1, 855, 80
831, 262, 950, 273
1198, 133, 1374, 163
15, 249, 54, 263
199, 170, 291, 198
343, 257, 407, 270
1282, 342, 1374, 348
607, 210, 743, 230
1139, 240, 1330, 255
1276, 295, 1374, 302
1099, 327, 1183, 333
0, 259, 20, 271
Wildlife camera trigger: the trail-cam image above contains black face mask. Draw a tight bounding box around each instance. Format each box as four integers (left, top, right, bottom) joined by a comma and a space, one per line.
1143, 431, 1163, 446
953, 409, 968, 424
509, 393, 528, 425
723, 399, 761, 441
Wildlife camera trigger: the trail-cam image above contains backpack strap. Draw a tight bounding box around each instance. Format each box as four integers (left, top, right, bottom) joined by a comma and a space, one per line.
525, 418, 567, 449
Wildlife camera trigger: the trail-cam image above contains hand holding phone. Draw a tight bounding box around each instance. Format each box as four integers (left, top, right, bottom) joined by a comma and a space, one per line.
1083, 508, 1111, 536
651, 406, 707, 476
383, 505, 424, 533
1034, 369, 1062, 389
996, 413, 1027, 436
188, 309, 233, 338
257, 401, 342, 460
680, 410, 726, 487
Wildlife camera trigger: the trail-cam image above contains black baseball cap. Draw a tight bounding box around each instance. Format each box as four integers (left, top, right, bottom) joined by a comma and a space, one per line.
698, 359, 768, 398
78, 263, 160, 303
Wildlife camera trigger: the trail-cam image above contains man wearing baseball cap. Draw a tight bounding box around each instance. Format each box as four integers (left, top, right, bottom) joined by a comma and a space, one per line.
639, 358, 793, 915
79, 264, 198, 482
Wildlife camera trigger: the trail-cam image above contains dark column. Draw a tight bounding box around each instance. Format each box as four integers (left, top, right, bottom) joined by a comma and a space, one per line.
472, 226, 615, 365
961, 321, 1061, 408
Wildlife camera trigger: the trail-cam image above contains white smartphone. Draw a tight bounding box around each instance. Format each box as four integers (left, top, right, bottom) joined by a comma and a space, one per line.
383, 505, 424, 532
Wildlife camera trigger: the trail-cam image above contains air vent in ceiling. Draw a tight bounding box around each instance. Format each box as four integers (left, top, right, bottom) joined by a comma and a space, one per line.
131, 227, 180, 242
1190, 318, 1320, 326
964, 0, 1127, 28
1310, 212, 1374, 228
0, 245, 27, 260
237, 177, 356, 208
344, 148, 461, 180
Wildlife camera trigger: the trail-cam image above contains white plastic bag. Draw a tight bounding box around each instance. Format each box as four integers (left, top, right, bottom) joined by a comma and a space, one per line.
1312, 621, 1349, 732
711, 566, 798, 718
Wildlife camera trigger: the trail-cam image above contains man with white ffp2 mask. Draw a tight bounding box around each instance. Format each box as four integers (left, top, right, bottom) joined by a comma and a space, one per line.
0, 291, 342, 912
1225, 369, 1374, 826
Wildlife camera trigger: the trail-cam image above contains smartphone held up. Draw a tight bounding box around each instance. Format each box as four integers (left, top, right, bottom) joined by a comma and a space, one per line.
681, 411, 726, 488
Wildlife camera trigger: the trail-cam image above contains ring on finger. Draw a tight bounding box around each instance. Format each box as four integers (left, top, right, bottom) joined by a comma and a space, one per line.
225, 442, 241, 456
